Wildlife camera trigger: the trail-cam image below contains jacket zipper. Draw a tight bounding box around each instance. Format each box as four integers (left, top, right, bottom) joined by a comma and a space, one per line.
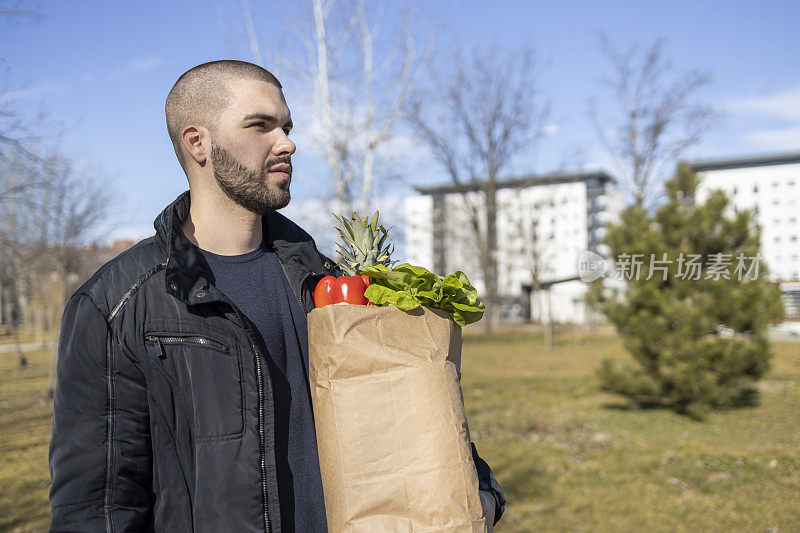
297, 271, 312, 312
280, 263, 315, 314
229, 307, 272, 533
104, 333, 115, 532
144, 335, 229, 355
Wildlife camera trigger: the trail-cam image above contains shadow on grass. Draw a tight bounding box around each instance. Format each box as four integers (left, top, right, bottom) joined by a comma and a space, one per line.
0, 516, 28, 532
602, 401, 668, 411
498, 461, 550, 503
601, 386, 762, 421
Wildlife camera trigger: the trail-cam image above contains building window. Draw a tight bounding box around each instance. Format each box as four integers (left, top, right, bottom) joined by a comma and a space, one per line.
774, 218, 781, 225
792, 235, 799, 242
773, 181, 780, 187
775, 236, 781, 243
733, 186, 738, 195
753, 184, 759, 193
789, 180, 796, 186
773, 199, 780, 206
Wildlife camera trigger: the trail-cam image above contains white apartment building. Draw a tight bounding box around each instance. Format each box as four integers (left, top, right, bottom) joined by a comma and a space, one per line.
691, 152, 800, 317
405, 171, 621, 324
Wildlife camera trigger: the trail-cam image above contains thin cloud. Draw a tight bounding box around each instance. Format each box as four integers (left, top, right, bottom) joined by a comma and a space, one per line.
726, 82, 800, 121
0, 80, 72, 103
0, 57, 164, 104
723, 82, 800, 152
109, 57, 164, 80
743, 126, 800, 151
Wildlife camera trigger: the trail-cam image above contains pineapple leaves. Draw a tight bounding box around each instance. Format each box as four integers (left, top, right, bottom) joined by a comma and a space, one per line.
370, 211, 379, 233
361, 263, 485, 326
332, 210, 396, 276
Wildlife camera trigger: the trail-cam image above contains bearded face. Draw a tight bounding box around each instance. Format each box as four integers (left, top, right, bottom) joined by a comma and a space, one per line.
210, 141, 291, 215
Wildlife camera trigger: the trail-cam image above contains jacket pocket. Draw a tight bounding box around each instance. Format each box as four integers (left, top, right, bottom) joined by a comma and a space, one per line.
145, 335, 230, 355
144, 332, 245, 440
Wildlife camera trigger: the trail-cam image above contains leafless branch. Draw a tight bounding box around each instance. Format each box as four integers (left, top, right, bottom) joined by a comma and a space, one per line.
0, 0, 42, 24
589, 33, 717, 207
409, 44, 550, 333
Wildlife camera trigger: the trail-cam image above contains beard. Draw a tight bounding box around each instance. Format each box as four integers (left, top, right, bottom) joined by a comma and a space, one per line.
210, 142, 291, 215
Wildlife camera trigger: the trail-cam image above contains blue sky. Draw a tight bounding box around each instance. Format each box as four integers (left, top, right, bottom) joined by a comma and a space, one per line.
1, 0, 798, 245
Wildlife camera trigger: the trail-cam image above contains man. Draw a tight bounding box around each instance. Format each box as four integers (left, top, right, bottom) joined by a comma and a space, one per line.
49, 60, 504, 532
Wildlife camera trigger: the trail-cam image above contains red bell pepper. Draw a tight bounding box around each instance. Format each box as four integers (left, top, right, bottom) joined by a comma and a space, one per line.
314, 276, 369, 308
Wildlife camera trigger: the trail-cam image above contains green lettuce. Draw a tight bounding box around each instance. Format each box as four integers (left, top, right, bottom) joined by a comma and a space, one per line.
361, 263, 485, 326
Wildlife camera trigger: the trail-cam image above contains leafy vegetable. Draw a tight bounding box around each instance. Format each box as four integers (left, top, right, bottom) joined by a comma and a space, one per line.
360, 263, 485, 326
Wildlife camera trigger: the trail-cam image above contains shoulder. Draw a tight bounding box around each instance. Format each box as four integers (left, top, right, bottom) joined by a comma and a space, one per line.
69, 236, 166, 318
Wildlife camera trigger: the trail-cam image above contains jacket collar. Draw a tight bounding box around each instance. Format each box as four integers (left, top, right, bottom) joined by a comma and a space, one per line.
154, 190, 328, 306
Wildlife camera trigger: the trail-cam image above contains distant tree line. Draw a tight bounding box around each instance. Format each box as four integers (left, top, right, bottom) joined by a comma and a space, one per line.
0, 88, 113, 383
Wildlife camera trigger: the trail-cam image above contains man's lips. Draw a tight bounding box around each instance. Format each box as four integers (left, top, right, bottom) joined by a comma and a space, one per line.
268, 163, 291, 174
267, 163, 292, 182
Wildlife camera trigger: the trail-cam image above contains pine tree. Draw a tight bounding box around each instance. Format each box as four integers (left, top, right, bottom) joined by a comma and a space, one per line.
589, 164, 784, 418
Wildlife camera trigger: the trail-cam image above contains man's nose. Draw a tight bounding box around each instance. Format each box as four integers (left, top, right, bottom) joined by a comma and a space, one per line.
273, 133, 296, 156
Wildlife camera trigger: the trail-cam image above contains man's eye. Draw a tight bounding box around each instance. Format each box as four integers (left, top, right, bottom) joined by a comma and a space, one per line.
283, 128, 291, 135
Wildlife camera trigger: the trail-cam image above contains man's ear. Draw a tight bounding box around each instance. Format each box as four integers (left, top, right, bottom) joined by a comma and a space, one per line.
181, 126, 209, 166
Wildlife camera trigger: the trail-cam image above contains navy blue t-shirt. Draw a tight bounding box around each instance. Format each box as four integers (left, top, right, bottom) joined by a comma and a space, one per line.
196, 240, 327, 532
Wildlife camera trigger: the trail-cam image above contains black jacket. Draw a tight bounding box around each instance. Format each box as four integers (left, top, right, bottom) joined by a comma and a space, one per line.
49, 191, 504, 532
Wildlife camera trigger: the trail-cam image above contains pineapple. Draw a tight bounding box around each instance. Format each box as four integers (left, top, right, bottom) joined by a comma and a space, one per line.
333, 210, 395, 275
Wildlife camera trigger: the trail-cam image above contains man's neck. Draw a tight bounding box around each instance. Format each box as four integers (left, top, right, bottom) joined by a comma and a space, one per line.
181, 194, 263, 256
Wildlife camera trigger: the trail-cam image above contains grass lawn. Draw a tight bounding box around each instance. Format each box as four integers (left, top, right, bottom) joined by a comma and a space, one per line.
1, 331, 798, 531
0, 347, 53, 532
461, 329, 800, 532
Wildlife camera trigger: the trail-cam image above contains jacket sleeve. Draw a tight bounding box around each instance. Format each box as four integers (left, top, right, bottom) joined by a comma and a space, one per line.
49, 292, 152, 532
471, 442, 506, 526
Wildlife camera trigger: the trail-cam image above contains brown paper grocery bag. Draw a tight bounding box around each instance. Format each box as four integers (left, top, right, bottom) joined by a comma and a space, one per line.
308, 304, 486, 532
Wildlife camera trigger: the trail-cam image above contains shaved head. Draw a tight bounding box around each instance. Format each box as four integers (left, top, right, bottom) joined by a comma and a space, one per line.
165, 60, 282, 169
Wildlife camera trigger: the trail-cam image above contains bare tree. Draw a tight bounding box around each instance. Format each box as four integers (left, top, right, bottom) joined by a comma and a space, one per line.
0, 65, 39, 365
41, 157, 112, 397
510, 193, 557, 346
0, 139, 113, 383
589, 34, 716, 207
0, 147, 48, 365
0, 1, 44, 160
0, 4, 110, 379
0, 0, 42, 24
0, 77, 60, 367
235, 0, 430, 215
410, 46, 549, 334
